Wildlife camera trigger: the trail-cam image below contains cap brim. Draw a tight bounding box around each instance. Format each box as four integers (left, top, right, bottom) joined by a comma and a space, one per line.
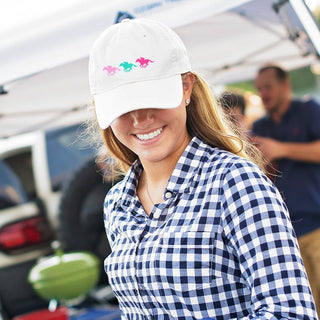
94, 74, 183, 129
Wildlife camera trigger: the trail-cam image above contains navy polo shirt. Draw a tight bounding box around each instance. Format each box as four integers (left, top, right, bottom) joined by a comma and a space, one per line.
252, 99, 320, 236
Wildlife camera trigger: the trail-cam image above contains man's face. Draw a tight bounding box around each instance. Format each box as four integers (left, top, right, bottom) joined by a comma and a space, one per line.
255, 69, 287, 114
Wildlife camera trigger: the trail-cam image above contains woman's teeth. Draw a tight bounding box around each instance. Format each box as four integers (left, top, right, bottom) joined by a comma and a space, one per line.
136, 128, 163, 141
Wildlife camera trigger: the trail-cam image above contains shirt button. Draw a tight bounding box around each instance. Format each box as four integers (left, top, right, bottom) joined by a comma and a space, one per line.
154, 211, 161, 219
165, 191, 173, 199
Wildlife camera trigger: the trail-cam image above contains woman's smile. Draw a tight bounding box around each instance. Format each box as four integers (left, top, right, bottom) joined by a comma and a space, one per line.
135, 127, 164, 141
111, 104, 190, 165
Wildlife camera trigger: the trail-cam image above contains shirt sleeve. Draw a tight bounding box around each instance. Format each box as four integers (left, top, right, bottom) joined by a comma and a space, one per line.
219, 161, 317, 319
103, 183, 121, 249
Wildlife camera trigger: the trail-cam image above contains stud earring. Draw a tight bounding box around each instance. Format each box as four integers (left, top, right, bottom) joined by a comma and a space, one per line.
185, 98, 190, 105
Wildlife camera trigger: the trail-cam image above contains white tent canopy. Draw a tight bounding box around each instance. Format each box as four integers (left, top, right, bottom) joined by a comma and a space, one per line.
0, 0, 319, 137
0, 0, 252, 85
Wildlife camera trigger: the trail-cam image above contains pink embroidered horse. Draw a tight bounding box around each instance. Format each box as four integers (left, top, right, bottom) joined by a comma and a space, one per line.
103, 65, 121, 76
136, 57, 154, 68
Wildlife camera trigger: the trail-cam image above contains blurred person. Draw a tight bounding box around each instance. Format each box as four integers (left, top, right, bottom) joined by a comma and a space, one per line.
219, 91, 248, 137
252, 64, 320, 316
88, 19, 317, 319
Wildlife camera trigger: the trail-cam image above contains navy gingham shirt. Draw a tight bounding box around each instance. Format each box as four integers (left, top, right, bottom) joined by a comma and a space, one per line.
104, 137, 317, 320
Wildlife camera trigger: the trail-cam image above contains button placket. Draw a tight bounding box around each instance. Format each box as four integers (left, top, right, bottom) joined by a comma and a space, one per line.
164, 190, 173, 199
133, 227, 153, 315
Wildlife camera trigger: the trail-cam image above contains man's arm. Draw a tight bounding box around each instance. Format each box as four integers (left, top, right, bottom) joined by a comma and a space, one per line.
252, 136, 320, 163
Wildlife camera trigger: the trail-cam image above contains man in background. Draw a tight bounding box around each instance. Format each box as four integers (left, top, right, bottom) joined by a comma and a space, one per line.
252, 64, 320, 315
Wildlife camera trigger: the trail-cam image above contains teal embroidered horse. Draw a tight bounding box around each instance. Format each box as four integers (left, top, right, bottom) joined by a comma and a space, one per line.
119, 62, 137, 72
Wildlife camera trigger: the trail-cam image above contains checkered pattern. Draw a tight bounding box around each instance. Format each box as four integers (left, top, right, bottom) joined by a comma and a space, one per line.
103, 137, 317, 320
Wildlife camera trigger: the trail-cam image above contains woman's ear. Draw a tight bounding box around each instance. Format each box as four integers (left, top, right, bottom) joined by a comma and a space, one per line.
183, 72, 195, 97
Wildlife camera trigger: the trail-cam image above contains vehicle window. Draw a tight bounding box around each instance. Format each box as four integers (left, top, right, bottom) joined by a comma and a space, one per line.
4, 150, 36, 200
0, 159, 28, 209
46, 125, 95, 191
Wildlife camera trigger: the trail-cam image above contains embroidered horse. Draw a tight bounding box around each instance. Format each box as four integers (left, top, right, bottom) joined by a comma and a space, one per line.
119, 62, 137, 72
103, 65, 121, 76
136, 57, 154, 68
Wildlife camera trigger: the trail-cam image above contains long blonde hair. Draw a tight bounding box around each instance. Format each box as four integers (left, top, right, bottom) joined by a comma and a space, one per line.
99, 72, 265, 174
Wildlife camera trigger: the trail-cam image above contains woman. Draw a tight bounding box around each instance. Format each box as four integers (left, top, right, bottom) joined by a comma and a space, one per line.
88, 18, 317, 319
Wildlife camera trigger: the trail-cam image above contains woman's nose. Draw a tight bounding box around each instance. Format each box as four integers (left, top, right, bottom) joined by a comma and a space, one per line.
131, 109, 153, 128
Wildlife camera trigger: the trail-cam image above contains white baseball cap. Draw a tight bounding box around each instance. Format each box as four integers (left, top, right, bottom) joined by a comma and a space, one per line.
89, 18, 191, 129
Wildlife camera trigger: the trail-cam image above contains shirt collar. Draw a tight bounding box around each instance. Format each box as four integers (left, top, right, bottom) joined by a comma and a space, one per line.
166, 136, 209, 193
117, 136, 211, 205
266, 99, 296, 123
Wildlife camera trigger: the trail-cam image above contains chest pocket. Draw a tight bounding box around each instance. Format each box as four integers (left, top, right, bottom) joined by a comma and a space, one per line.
154, 231, 213, 293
